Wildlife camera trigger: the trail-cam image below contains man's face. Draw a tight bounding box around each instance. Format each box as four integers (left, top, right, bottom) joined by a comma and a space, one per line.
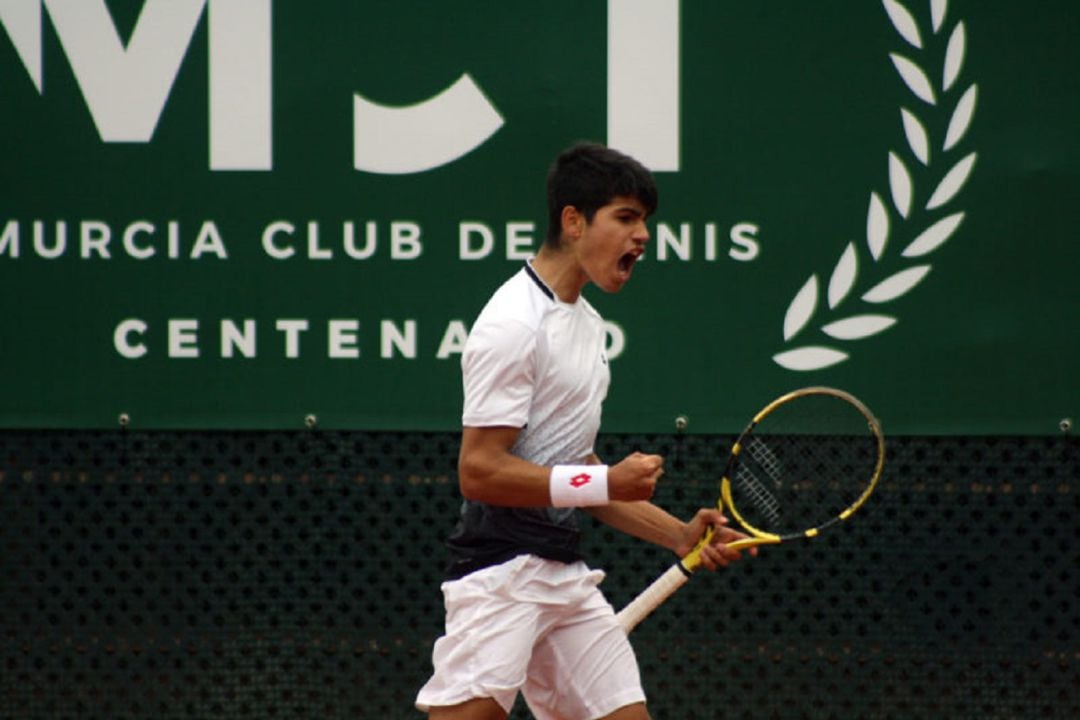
576, 195, 650, 293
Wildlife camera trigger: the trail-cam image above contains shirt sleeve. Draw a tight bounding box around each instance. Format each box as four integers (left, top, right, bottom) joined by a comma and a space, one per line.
461, 316, 536, 428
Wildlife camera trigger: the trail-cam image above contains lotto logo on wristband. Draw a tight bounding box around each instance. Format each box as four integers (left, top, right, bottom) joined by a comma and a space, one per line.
569, 473, 592, 488
550, 465, 609, 507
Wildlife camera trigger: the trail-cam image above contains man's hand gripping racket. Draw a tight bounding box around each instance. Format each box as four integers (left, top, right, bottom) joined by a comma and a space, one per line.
616, 386, 886, 633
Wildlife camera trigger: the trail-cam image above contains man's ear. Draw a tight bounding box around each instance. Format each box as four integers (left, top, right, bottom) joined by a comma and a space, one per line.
560, 205, 585, 241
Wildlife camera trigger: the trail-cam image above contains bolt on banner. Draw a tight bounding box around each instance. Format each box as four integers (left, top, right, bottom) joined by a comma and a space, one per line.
0, 0, 1076, 434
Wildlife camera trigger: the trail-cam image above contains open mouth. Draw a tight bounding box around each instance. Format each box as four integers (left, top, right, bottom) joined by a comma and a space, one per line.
617, 251, 639, 276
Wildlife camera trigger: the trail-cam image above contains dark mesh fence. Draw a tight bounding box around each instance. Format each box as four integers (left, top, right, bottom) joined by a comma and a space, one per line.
1, 430, 1077, 719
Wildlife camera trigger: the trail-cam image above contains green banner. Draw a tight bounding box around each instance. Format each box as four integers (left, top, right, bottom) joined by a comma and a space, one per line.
1, 0, 1076, 434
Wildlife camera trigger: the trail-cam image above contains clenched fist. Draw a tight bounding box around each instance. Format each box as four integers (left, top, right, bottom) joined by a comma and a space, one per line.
607, 452, 664, 501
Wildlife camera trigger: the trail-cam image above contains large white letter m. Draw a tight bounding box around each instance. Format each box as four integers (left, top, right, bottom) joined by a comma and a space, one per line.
0, 0, 271, 170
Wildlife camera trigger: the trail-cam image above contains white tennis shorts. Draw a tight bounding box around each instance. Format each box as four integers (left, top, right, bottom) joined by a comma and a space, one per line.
415, 555, 646, 719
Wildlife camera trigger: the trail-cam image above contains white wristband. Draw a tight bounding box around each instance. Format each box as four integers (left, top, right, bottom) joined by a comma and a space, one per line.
549, 465, 609, 507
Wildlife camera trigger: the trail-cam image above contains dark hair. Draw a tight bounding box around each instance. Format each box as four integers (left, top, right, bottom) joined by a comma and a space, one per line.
545, 143, 658, 246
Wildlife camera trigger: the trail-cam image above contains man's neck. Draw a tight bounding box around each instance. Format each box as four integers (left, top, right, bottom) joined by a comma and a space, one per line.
530, 246, 586, 303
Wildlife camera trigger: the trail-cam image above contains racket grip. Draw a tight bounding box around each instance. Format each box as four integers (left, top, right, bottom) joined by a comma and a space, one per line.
615, 563, 691, 633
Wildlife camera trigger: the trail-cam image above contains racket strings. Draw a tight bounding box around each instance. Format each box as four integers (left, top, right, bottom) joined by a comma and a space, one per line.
745, 436, 784, 481
734, 462, 782, 526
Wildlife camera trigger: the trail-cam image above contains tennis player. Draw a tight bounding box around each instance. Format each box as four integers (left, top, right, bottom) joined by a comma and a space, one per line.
416, 143, 752, 720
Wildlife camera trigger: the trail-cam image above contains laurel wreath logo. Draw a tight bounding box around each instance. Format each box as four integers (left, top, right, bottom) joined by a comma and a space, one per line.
773, 0, 977, 371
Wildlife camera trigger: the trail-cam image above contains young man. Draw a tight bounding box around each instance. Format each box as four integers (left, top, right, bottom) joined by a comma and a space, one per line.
416, 143, 752, 720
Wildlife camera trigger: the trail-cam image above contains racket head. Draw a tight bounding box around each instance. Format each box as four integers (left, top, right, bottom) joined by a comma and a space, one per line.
719, 386, 884, 542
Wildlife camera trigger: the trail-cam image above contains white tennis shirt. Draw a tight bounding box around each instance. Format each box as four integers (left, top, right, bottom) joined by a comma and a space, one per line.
445, 262, 611, 578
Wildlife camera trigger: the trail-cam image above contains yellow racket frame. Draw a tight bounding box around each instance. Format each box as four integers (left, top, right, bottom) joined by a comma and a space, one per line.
682, 386, 885, 570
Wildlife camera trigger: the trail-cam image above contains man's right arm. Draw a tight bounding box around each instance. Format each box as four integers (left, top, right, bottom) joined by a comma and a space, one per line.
458, 426, 664, 507
458, 425, 552, 507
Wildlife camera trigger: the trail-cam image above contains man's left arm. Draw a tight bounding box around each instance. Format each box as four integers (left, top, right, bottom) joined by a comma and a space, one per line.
582, 455, 753, 570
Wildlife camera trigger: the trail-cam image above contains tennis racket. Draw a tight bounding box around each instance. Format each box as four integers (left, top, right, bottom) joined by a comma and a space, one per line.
616, 386, 885, 633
